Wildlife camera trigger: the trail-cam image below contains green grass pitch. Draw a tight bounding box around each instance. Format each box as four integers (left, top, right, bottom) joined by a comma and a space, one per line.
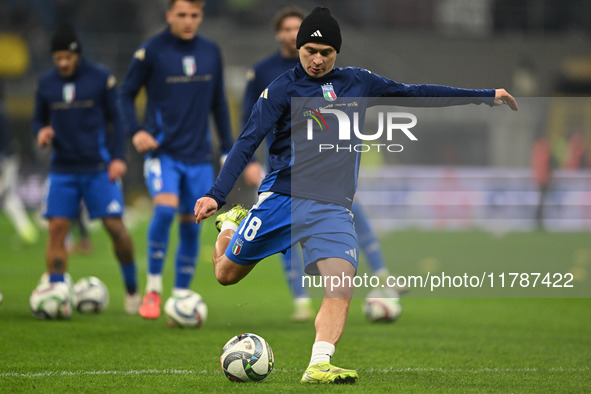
0, 213, 589, 392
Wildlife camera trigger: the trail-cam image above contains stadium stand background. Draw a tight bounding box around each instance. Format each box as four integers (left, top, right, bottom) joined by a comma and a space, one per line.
1, 0, 590, 226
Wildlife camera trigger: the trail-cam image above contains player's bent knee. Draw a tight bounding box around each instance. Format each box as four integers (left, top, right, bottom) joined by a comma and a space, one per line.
214, 256, 253, 286
214, 265, 241, 286
215, 271, 240, 286
214, 265, 242, 286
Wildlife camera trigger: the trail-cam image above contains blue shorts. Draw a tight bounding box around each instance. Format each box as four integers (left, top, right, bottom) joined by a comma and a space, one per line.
144, 154, 214, 214
225, 192, 359, 275
44, 171, 124, 219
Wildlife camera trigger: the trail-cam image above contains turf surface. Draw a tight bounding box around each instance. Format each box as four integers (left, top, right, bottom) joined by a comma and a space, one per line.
0, 214, 589, 392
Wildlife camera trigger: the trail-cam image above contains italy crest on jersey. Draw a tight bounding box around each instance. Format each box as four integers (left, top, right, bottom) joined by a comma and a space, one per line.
322, 83, 337, 101
62, 83, 75, 103
183, 56, 196, 76
232, 238, 243, 255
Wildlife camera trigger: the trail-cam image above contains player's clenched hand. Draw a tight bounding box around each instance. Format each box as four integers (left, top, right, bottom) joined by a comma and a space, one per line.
132, 130, 160, 153
194, 197, 218, 224
494, 89, 519, 111
37, 126, 55, 147
108, 159, 127, 181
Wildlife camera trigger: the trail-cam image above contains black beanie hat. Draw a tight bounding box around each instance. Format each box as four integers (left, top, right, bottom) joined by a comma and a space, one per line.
296, 7, 341, 53
51, 24, 82, 54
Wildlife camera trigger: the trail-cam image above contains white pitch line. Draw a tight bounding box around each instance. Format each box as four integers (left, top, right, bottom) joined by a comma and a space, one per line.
0, 369, 206, 378
362, 367, 590, 373
1, 367, 588, 378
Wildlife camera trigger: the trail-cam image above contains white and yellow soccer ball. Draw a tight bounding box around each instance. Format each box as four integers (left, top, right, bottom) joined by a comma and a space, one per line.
73, 276, 109, 313
164, 290, 208, 328
220, 333, 274, 382
29, 281, 73, 319
363, 289, 402, 323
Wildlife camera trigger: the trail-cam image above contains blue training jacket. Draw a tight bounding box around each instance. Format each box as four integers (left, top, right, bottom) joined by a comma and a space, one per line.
118, 28, 233, 164
32, 59, 124, 174
206, 63, 495, 210
242, 52, 300, 128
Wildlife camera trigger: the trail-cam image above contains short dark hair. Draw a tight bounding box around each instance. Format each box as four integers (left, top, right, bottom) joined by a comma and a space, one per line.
168, 0, 205, 9
272, 7, 305, 32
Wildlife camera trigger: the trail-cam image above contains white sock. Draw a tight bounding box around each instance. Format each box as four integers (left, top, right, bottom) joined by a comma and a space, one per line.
146, 274, 163, 294
374, 268, 390, 279
308, 341, 335, 367
294, 297, 311, 307
172, 287, 191, 298
218, 221, 238, 236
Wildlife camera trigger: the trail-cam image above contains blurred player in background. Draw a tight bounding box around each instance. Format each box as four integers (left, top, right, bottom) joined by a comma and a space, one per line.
242, 7, 304, 116
0, 81, 39, 245
242, 7, 403, 323
196, 6, 518, 383
118, 0, 234, 320
65, 203, 92, 254
531, 136, 554, 230
32, 24, 139, 314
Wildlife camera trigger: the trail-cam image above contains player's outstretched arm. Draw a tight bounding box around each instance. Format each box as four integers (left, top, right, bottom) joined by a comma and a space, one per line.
494, 89, 518, 111
194, 197, 219, 224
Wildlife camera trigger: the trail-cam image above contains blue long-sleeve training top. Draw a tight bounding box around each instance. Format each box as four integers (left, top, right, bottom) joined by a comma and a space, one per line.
242, 52, 299, 169
32, 59, 124, 174
242, 52, 300, 128
206, 63, 495, 209
118, 28, 233, 164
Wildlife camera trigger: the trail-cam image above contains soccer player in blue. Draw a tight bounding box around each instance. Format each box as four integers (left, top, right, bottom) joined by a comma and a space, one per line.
118, 0, 234, 320
195, 7, 518, 383
242, 8, 407, 323
32, 24, 140, 314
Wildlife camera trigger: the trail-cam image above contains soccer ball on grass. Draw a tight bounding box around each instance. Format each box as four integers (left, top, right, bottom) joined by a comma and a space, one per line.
73, 276, 109, 313
363, 289, 402, 322
164, 290, 208, 328
29, 282, 73, 319
220, 333, 274, 382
